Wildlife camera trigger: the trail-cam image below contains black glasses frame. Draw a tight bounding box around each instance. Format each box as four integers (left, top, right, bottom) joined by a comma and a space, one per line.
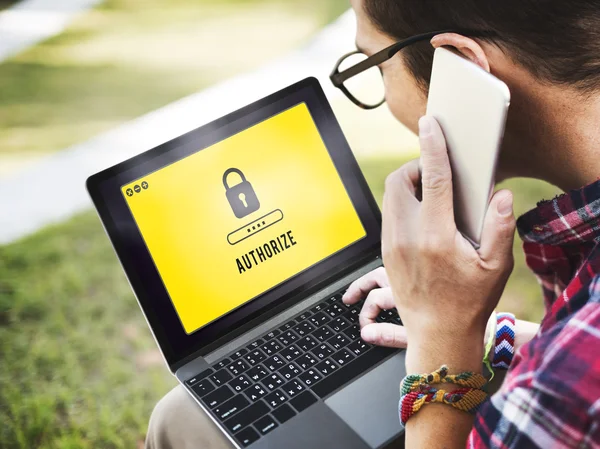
330, 29, 490, 109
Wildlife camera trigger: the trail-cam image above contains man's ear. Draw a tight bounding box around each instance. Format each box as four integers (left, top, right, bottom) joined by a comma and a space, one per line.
430, 33, 490, 72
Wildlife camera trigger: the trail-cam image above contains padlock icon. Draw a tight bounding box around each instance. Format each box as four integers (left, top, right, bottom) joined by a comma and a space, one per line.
223, 168, 260, 218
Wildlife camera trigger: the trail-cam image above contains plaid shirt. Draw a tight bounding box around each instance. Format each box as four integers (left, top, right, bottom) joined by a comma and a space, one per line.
468, 179, 600, 448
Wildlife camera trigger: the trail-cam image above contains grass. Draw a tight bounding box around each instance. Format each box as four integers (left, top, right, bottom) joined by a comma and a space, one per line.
0, 0, 348, 157
0, 154, 560, 448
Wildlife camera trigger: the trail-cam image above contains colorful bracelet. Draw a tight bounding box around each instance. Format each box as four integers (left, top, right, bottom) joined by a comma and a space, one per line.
492, 313, 516, 370
400, 365, 488, 395
399, 385, 488, 425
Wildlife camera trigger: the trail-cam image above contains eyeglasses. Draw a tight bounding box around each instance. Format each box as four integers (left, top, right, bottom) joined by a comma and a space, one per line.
330, 29, 485, 110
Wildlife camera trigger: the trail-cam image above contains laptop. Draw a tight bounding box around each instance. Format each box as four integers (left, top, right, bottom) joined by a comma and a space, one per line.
87, 77, 406, 449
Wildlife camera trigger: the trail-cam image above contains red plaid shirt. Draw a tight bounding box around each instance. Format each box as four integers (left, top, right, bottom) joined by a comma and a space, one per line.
468, 179, 600, 448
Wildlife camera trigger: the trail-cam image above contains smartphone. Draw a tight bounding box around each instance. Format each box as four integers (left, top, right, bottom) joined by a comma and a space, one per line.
426, 46, 511, 247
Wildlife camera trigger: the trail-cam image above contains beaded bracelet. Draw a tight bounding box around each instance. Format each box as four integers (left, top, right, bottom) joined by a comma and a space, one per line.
400, 365, 488, 395
492, 313, 516, 369
399, 385, 488, 425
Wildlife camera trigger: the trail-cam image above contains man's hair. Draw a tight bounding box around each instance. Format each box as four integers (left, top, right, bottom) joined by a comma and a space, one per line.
363, 0, 600, 92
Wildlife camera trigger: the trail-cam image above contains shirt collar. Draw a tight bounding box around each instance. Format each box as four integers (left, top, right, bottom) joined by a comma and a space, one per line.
517, 179, 600, 245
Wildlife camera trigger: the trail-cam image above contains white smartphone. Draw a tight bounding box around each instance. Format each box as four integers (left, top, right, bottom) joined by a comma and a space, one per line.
426, 46, 511, 247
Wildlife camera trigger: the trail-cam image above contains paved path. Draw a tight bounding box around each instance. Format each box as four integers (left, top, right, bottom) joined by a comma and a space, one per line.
0, 10, 417, 244
0, 0, 102, 62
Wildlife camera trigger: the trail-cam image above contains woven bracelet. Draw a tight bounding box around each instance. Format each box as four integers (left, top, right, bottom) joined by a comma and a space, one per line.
492, 313, 516, 370
399, 385, 488, 425
400, 365, 488, 395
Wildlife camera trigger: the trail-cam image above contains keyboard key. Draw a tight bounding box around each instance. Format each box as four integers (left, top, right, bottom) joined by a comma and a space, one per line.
214, 394, 250, 421
313, 343, 334, 360
343, 308, 360, 323
247, 364, 269, 382
211, 369, 233, 386
230, 374, 252, 393
224, 401, 269, 433
185, 369, 214, 387
329, 334, 350, 351
244, 349, 267, 366
297, 311, 312, 321
264, 389, 287, 408
326, 295, 338, 304
235, 427, 260, 447
204, 385, 234, 408
191, 378, 215, 397
297, 335, 318, 352
282, 379, 305, 397
298, 368, 322, 387
254, 415, 279, 435
227, 360, 250, 377
279, 363, 301, 381
347, 340, 370, 356
231, 348, 248, 360
245, 384, 268, 401
313, 347, 396, 399
280, 345, 302, 362
329, 316, 351, 332
264, 329, 281, 341
324, 303, 345, 318
309, 312, 330, 327
310, 302, 328, 314
272, 403, 296, 424
295, 321, 315, 337
315, 359, 339, 376
262, 340, 282, 356
247, 338, 265, 350
263, 373, 285, 390
279, 319, 297, 332
295, 353, 318, 370
278, 330, 299, 346
332, 348, 355, 367
344, 324, 361, 341
214, 358, 231, 370
290, 390, 318, 412
313, 325, 333, 342
264, 354, 285, 372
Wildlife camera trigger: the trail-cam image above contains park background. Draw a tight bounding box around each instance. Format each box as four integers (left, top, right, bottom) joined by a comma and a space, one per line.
0, 0, 560, 447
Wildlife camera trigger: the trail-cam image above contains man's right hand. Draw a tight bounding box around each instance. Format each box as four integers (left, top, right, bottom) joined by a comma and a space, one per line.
342, 267, 407, 348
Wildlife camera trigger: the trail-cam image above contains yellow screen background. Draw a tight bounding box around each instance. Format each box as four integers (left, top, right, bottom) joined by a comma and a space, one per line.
122, 103, 366, 334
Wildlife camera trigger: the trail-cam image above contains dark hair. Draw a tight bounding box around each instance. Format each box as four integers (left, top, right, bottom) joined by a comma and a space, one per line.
363, 0, 600, 92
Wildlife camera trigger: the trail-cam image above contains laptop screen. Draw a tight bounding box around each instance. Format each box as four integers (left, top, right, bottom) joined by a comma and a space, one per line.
121, 103, 367, 335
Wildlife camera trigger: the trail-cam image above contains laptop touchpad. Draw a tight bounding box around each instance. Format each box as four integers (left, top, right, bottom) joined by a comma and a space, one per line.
325, 351, 406, 448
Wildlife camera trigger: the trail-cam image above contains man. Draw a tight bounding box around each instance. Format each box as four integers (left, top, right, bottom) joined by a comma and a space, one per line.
146, 0, 600, 447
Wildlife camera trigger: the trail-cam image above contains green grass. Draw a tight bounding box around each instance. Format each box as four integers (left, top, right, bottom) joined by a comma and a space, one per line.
0, 155, 560, 448
0, 0, 348, 157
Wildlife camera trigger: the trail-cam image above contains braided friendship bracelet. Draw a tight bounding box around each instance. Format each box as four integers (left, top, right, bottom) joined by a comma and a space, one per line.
399, 386, 488, 425
492, 313, 516, 370
400, 365, 488, 395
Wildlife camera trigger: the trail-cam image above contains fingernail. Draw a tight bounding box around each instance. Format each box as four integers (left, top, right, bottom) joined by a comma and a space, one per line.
418, 116, 432, 137
498, 192, 513, 216
361, 326, 376, 342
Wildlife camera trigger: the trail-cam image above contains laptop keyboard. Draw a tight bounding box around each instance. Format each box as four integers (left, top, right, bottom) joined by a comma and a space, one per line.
184, 288, 402, 447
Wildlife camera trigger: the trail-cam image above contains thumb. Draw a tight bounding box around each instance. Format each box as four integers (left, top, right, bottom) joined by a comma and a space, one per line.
479, 189, 516, 265
361, 323, 407, 348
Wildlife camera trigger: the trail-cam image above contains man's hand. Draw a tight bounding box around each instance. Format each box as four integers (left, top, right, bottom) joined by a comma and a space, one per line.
382, 116, 516, 374
342, 267, 407, 348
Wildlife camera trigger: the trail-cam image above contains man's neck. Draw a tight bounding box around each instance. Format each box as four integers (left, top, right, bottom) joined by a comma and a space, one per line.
499, 64, 600, 192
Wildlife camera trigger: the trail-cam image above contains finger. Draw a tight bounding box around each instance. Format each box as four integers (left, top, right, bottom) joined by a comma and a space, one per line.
342, 267, 389, 304
478, 189, 516, 265
418, 115, 454, 222
358, 288, 396, 328
361, 323, 407, 348
382, 160, 421, 218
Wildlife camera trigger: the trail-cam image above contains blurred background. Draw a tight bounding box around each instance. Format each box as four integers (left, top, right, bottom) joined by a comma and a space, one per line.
0, 0, 559, 447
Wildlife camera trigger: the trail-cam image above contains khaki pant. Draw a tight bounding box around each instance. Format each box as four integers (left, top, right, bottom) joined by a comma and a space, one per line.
146, 386, 233, 449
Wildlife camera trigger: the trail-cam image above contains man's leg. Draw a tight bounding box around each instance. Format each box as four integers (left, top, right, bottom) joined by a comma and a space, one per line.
146, 385, 233, 449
